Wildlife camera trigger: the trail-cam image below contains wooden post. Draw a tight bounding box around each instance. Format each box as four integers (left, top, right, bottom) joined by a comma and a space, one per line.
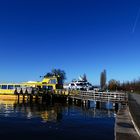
66, 97, 69, 103
72, 98, 74, 103
23, 94, 25, 102
96, 101, 101, 109
115, 103, 119, 112
30, 94, 33, 102
17, 94, 20, 103
35, 95, 39, 102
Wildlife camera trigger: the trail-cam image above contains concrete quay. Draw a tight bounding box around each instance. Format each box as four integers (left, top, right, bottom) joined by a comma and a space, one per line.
115, 93, 140, 140
128, 93, 140, 137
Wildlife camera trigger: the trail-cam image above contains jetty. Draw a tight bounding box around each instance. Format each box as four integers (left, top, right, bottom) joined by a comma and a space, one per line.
69, 91, 127, 104
12, 89, 128, 106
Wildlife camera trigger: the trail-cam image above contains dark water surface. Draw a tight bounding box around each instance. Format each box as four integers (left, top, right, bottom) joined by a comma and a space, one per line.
0, 100, 115, 140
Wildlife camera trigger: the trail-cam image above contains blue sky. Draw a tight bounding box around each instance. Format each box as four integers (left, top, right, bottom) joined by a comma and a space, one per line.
0, 0, 140, 85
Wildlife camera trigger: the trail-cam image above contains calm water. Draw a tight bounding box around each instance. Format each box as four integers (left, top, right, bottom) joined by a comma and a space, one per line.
0, 100, 116, 140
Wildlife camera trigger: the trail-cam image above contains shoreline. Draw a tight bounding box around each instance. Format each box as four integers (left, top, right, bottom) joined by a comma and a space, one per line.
115, 93, 140, 140
128, 93, 140, 136
115, 105, 139, 140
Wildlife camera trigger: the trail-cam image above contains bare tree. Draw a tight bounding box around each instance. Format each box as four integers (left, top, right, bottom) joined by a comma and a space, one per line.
100, 69, 107, 90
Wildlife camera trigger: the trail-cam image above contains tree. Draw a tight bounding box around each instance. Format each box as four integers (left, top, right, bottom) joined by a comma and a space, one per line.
44, 72, 53, 77
120, 78, 140, 92
100, 69, 107, 90
108, 79, 120, 91
44, 68, 66, 84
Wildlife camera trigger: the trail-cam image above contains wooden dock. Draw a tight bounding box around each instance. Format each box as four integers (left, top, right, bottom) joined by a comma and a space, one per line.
13, 90, 128, 105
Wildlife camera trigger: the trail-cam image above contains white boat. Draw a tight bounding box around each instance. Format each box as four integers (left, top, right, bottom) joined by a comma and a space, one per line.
64, 78, 93, 91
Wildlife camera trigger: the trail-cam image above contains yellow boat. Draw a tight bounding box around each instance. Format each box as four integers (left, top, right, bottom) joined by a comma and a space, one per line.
0, 76, 63, 94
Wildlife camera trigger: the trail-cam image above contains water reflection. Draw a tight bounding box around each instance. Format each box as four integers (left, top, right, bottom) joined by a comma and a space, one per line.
0, 99, 115, 140
13, 102, 63, 122
0, 99, 118, 122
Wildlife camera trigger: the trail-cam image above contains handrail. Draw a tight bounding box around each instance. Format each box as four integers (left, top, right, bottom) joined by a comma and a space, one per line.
69, 91, 127, 103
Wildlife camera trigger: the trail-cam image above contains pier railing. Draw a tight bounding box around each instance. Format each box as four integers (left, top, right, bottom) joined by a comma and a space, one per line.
69, 91, 127, 103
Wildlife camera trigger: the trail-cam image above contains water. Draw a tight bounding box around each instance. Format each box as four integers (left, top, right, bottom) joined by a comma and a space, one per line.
0, 100, 116, 140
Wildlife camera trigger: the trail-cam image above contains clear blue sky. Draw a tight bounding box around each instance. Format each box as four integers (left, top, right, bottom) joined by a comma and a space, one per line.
0, 0, 140, 85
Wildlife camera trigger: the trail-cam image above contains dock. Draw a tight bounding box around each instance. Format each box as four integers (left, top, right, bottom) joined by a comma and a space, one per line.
13, 90, 128, 104
69, 91, 127, 104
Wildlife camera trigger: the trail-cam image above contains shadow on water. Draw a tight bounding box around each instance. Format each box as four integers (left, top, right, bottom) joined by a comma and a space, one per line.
0, 99, 117, 140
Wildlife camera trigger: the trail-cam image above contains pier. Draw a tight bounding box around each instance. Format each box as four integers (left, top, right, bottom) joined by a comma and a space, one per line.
69, 91, 128, 104
14, 90, 128, 109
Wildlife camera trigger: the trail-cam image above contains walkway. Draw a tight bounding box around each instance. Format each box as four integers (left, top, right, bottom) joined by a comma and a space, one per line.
70, 91, 127, 103
115, 105, 140, 140
128, 93, 140, 136
115, 93, 140, 140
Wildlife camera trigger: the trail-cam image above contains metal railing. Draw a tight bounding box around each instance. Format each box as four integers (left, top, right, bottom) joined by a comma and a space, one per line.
70, 91, 127, 103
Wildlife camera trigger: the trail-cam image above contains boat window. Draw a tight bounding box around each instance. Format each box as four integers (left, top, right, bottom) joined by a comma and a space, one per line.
49, 79, 57, 84
76, 83, 83, 86
42, 85, 47, 89
0, 85, 2, 89
48, 86, 53, 90
37, 86, 41, 90
71, 83, 75, 86
8, 85, 14, 89
15, 85, 20, 88
42, 82, 47, 84
2, 85, 7, 89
